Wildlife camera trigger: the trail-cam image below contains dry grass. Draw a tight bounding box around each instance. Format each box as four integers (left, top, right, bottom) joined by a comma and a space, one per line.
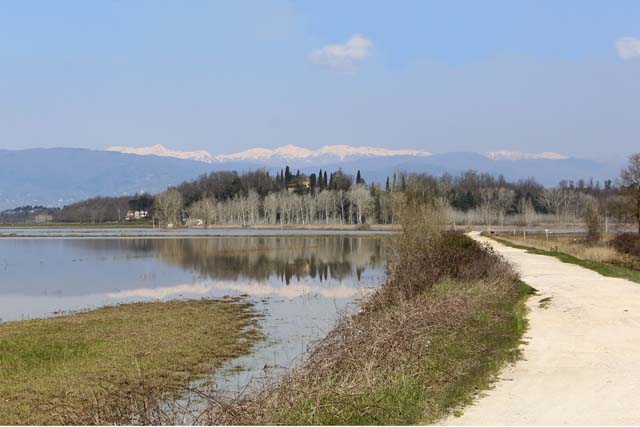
489, 232, 640, 284
0, 298, 261, 425
494, 232, 640, 271
198, 206, 531, 425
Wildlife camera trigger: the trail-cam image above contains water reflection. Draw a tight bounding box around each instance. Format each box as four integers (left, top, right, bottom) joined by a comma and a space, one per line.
106, 280, 371, 300
0, 236, 386, 318
0, 237, 386, 298
67, 236, 385, 285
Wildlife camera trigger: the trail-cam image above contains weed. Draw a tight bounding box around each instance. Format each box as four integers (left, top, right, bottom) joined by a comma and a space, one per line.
610, 233, 640, 258
538, 297, 553, 309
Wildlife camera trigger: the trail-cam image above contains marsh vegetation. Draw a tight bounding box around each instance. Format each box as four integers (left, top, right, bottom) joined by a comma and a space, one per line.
0, 299, 260, 425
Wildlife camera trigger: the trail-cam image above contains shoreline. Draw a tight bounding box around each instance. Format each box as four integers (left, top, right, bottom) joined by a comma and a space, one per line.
0, 222, 401, 230
0, 230, 396, 239
1, 222, 636, 231
0, 224, 399, 238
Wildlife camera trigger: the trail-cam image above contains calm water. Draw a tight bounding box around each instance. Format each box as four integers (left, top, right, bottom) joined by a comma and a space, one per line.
0, 227, 394, 238
0, 234, 388, 391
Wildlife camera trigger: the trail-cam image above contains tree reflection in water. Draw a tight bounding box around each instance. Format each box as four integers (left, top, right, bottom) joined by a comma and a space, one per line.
70, 236, 387, 285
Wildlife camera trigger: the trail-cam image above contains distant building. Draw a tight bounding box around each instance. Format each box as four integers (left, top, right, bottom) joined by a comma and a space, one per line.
287, 177, 310, 193
125, 210, 150, 220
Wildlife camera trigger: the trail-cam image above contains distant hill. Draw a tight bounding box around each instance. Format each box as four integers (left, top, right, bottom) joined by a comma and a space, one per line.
0, 147, 622, 210
0, 148, 257, 210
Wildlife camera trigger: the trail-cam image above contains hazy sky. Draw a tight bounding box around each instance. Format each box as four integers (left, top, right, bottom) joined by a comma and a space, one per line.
1, 0, 639, 159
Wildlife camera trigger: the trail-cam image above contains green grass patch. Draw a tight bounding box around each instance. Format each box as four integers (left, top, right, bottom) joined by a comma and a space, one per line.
488, 234, 640, 284
0, 298, 261, 425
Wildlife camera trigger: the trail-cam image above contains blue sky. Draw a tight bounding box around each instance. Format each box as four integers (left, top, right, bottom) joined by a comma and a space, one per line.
1, 0, 639, 159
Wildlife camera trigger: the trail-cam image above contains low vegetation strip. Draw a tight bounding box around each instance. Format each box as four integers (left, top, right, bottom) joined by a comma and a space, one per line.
0, 298, 261, 425
488, 234, 640, 284
205, 208, 532, 425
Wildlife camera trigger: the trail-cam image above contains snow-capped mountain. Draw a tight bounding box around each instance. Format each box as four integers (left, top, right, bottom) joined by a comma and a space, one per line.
215, 144, 432, 162
105, 144, 432, 164
106, 144, 572, 165
106, 144, 214, 163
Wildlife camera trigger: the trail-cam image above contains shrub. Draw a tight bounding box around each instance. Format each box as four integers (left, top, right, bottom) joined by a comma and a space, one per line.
610, 233, 640, 257
383, 203, 517, 302
584, 205, 602, 244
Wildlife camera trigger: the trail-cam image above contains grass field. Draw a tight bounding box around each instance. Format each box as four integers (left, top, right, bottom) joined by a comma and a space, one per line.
0, 298, 261, 425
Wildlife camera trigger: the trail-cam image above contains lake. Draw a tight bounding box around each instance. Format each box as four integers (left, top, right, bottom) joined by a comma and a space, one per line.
0, 232, 389, 392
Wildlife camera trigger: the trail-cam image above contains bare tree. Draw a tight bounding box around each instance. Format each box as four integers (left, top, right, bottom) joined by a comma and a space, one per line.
541, 188, 566, 223
154, 189, 183, 227
334, 190, 348, 224
187, 197, 217, 226
621, 153, 640, 232
317, 190, 334, 224
348, 185, 373, 225
479, 189, 498, 225
263, 193, 279, 225
246, 190, 261, 225
494, 188, 515, 226
518, 197, 536, 227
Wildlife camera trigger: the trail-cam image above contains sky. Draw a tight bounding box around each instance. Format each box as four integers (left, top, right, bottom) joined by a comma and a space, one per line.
1, 0, 639, 159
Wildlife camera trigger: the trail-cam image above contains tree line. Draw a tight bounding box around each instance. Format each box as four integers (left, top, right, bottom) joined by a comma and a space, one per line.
3, 154, 640, 231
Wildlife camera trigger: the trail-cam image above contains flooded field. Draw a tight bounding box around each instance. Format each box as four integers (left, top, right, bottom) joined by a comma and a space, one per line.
0, 234, 389, 392
0, 227, 394, 238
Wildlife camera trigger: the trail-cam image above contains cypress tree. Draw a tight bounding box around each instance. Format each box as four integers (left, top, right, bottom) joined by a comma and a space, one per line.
309, 173, 317, 194
284, 166, 291, 185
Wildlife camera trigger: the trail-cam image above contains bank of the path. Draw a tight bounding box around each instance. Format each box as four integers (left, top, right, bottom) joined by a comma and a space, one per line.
446, 232, 640, 425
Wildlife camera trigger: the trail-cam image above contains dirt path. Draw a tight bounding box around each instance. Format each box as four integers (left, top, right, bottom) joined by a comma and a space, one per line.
445, 232, 640, 425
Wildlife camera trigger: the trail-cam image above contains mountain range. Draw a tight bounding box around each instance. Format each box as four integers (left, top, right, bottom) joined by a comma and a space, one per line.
106, 144, 569, 164
0, 145, 622, 211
